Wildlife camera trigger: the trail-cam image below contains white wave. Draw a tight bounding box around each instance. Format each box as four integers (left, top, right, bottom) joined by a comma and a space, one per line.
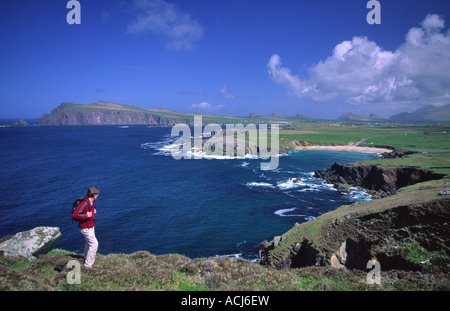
276, 178, 306, 190
216, 253, 243, 259
155, 144, 262, 160
304, 216, 316, 222
159, 143, 185, 152
140, 135, 182, 155
240, 162, 250, 168
203, 153, 260, 160
294, 181, 341, 193
296, 187, 318, 193
140, 142, 155, 149
347, 187, 372, 201
324, 183, 338, 190
274, 207, 298, 216
246, 182, 276, 188
274, 208, 317, 222
274, 208, 315, 222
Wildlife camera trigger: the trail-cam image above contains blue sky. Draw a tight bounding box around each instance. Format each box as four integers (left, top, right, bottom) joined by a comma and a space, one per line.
0, 0, 449, 119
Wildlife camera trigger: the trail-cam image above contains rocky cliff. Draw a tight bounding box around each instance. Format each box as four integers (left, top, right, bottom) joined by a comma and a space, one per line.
37, 102, 190, 126
259, 179, 450, 273
314, 162, 444, 198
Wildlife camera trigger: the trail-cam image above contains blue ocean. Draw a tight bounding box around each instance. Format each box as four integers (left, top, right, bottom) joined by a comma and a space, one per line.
0, 125, 376, 260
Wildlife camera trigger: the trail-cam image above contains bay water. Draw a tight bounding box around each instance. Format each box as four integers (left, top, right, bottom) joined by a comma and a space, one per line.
0, 125, 376, 260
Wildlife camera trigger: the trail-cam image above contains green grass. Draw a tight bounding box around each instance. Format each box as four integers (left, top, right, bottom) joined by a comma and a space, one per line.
3, 250, 447, 291
400, 243, 434, 264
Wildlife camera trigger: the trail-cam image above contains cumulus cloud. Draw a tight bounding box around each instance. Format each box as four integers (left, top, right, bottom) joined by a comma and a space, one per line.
127, 0, 203, 50
268, 14, 450, 112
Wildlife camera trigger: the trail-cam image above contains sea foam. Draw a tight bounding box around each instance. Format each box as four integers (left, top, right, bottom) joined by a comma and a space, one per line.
276, 178, 306, 190
274, 207, 316, 221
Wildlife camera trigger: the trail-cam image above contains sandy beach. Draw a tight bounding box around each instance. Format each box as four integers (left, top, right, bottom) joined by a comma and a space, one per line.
295, 145, 392, 153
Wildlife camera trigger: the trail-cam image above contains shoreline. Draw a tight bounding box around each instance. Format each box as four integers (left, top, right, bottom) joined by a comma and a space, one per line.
294, 145, 392, 153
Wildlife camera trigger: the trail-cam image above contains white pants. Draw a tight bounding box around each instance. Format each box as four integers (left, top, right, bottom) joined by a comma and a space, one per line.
79, 228, 98, 267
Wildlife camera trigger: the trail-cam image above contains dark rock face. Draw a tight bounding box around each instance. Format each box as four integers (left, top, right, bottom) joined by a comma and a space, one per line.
260, 198, 450, 273
289, 240, 321, 268
38, 109, 181, 126
314, 163, 444, 198
381, 149, 415, 159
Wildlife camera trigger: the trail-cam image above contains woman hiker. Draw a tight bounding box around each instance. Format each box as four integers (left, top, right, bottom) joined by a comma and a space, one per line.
72, 187, 99, 268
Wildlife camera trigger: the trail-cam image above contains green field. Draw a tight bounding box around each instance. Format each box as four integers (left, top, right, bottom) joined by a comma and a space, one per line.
278, 121, 450, 176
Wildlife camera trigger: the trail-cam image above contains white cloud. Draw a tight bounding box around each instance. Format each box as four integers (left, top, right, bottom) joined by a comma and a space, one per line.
192, 102, 212, 110
191, 102, 225, 112
268, 14, 450, 113
220, 85, 236, 99
421, 13, 445, 33
127, 0, 203, 50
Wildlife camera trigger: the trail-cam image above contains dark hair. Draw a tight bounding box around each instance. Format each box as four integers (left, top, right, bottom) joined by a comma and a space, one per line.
87, 187, 99, 198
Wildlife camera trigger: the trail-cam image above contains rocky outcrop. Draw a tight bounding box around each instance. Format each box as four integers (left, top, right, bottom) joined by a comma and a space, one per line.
0, 119, 30, 127
259, 180, 450, 273
314, 163, 444, 198
0, 227, 61, 261
380, 149, 415, 159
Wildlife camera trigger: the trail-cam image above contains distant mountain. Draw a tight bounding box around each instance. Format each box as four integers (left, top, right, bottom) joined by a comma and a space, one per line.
246, 112, 266, 118
37, 102, 195, 126
246, 112, 320, 122
295, 113, 318, 121
389, 104, 450, 123
336, 112, 388, 122
335, 105, 450, 123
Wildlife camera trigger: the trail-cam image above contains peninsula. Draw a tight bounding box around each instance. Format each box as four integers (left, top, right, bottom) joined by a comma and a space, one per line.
37, 102, 450, 126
